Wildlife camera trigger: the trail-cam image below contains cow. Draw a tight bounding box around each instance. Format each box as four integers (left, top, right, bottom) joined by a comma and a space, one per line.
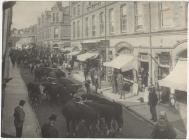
62, 99, 99, 137
27, 82, 41, 107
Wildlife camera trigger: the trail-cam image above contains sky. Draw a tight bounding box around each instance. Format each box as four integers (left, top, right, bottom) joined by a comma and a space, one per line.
12, 1, 69, 29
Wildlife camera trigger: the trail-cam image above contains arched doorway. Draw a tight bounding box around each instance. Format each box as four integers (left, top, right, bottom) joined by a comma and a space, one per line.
115, 42, 134, 55
172, 40, 187, 66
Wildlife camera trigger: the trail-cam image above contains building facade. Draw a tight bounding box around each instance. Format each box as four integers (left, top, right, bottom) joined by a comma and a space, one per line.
70, 1, 187, 85
36, 2, 71, 49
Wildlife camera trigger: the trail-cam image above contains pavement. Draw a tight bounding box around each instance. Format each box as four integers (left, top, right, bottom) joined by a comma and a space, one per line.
1, 60, 41, 138
71, 69, 187, 139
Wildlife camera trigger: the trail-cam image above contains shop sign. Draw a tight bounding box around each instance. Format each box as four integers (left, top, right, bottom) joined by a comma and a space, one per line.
139, 53, 149, 62
159, 52, 170, 66
87, 2, 102, 11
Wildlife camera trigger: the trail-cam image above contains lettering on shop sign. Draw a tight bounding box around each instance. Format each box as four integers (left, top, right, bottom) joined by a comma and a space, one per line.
139, 53, 149, 61
159, 53, 170, 66
87, 2, 102, 11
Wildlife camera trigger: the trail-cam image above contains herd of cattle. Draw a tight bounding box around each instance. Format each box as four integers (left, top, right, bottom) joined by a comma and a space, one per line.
26, 66, 123, 137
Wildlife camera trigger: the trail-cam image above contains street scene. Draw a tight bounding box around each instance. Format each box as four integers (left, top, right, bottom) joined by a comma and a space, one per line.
2, 1, 187, 138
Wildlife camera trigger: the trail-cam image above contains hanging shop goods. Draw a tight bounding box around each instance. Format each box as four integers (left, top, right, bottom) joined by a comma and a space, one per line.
103, 55, 136, 72
158, 59, 187, 92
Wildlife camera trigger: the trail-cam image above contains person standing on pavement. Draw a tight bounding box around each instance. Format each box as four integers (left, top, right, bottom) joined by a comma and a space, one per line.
151, 111, 176, 139
117, 71, 125, 99
85, 80, 91, 94
94, 68, 99, 93
13, 100, 26, 138
148, 86, 158, 122
41, 114, 59, 138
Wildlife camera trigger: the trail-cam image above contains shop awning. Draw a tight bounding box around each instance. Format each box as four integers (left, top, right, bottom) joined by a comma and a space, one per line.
77, 52, 99, 62
68, 51, 81, 56
103, 55, 136, 72
159, 60, 187, 91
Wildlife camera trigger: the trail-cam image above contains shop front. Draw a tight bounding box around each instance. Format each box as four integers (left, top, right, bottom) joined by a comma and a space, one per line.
103, 54, 138, 95
138, 53, 150, 91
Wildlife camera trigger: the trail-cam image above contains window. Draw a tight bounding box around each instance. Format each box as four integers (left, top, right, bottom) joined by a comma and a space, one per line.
56, 13, 59, 22
73, 22, 76, 38
85, 17, 89, 37
92, 15, 96, 36
77, 20, 80, 38
73, 7, 76, 17
53, 13, 56, 22
160, 2, 174, 27
135, 2, 144, 30
109, 9, 115, 33
54, 27, 59, 39
99, 12, 104, 34
120, 5, 127, 32
77, 4, 80, 16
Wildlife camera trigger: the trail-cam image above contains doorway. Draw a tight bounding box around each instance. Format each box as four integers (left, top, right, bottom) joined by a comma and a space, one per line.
140, 61, 149, 87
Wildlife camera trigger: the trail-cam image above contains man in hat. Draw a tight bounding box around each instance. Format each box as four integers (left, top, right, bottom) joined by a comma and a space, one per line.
41, 114, 59, 138
148, 85, 158, 122
13, 100, 26, 137
151, 111, 176, 138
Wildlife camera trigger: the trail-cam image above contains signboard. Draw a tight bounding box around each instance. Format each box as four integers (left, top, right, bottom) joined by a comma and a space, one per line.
139, 53, 149, 62
159, 52, 170, 66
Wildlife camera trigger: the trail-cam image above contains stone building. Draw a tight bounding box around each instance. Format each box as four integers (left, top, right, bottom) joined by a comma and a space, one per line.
70, 1, 187, 86
36, 2, 71, 49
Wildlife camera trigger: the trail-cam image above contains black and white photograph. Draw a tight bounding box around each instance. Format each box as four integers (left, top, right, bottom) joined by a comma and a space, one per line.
1, 0, 187, 138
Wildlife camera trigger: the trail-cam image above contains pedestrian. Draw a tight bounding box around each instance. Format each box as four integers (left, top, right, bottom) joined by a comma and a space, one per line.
83, 63, 88, 81
117, 71, 125, 99
90, 67, 95, 85
13, 100, 26, 138
151, 111, 176, 139
41, 114, 59, 138
148, 86, 158, 122
94, 68, 99, 93
85, 80, 91, 94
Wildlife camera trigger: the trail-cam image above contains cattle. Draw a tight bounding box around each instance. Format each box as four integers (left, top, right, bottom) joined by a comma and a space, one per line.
27, 82, 41, 107
61, 94, 123, 137
62, 99, 99, 137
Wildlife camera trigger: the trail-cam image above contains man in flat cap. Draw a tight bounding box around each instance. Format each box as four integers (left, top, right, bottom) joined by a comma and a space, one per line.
41, 114, 59, 138
13, 100, 26, 137
148, 85, 158, 122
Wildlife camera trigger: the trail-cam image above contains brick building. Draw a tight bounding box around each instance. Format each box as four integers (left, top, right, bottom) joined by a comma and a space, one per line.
36, 2, 71, 49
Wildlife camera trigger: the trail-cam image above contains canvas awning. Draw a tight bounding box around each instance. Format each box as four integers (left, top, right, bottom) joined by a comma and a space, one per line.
159, 60, 187, 92
77, 52, 99, 62
103, 55, 136, 72
68, 51, 81, 56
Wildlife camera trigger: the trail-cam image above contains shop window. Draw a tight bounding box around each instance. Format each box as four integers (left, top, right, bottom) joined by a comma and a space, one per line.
160, 2, 174, 28
120, 5, 127, 32
135, 2, 144, 31
158, 67, 169, 80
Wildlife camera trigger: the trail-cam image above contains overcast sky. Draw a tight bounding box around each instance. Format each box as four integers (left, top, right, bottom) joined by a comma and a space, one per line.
12, 1, 69, 29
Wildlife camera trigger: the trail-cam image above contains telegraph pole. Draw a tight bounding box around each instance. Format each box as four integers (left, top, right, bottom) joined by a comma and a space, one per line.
149, 2, 153, 86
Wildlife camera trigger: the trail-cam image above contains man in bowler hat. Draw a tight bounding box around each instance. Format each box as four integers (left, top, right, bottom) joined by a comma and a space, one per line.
41, 114, 59, 138
13, 100, 26, 137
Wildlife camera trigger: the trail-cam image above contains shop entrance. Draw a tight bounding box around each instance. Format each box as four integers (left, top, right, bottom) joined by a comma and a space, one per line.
140, 61, 149, 88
